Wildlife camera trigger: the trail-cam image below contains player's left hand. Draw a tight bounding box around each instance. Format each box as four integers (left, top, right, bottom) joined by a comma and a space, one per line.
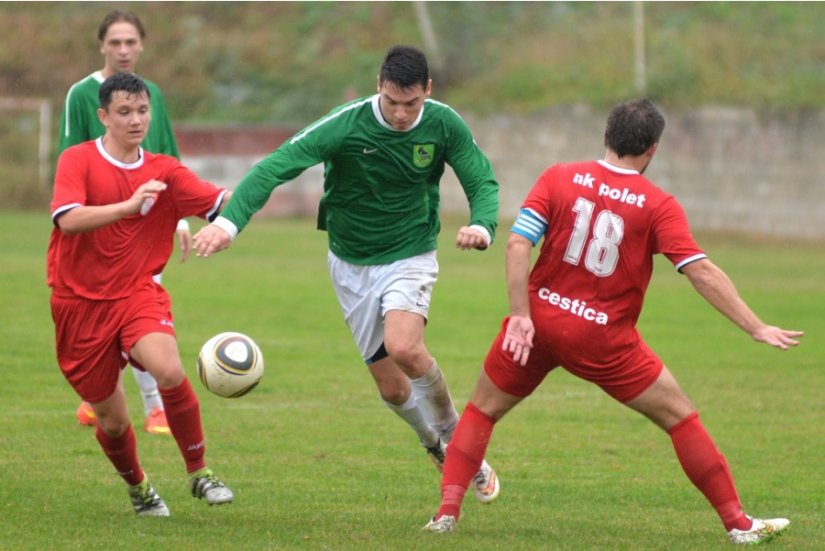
503, 315, 535, 366
456, 226, 488, 250
193, 224, 231, 257
176, 226, 193, 263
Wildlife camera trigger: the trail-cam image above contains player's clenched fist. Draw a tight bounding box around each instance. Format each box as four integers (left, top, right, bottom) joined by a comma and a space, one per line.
455, 226, 489, 250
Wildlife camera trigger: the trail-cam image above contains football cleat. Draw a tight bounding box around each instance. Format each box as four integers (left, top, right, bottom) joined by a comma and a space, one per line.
422, 515, 456, 533
425, 439, 447, 472
128, 478, 170, 517
189, 468, 234, 505
728, 517, 789, 545
76, 401, 96, 427
472, 460, 500, 504
144, 407, 171, 435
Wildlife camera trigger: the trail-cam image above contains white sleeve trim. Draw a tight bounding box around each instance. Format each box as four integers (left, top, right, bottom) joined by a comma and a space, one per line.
176, 219, 190, 232
674, 253, 708, 272
52, 203, 81, 224
212, 216, 239, 241
468, 224, 492, 247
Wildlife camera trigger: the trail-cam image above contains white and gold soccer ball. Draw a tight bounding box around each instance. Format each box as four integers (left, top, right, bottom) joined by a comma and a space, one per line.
197, 332, 264, 398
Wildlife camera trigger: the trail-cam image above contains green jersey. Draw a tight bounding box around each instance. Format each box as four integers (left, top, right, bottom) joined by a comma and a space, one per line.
57, 71, 180, 158
221, 95, 500, 265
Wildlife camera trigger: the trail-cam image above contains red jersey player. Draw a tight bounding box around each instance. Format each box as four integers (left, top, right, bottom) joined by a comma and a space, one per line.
48, 72, 234, 516
422, 98, 803, 545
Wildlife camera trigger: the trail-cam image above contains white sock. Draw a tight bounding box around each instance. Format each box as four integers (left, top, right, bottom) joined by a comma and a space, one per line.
131, 367, 163, 417
383, 390, 440, 448
410, 361, 459, 442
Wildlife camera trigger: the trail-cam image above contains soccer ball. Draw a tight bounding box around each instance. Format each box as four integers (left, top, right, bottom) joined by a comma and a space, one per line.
197, 332, 264, 398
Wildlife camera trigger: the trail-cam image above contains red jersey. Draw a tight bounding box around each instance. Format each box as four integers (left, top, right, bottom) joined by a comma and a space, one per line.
48, 138, 227, 300
512, 160, 705, 357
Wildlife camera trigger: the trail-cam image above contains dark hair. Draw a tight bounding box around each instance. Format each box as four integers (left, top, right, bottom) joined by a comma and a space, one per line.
379, 45, 429, 90
604, 98, 665, 157
99, 72, 150, 110
98, 9, 146, 41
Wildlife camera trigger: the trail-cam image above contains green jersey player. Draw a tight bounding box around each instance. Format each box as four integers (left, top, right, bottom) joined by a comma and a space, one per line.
57, 21, 179, 158
194, 45, 501, 503
58, 73, 178, 158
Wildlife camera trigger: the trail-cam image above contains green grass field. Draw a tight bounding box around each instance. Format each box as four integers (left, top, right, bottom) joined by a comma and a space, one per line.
1, 210, 822, 550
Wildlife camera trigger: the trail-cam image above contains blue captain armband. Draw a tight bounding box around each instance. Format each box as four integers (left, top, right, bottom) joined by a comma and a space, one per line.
510, 208, 547, 245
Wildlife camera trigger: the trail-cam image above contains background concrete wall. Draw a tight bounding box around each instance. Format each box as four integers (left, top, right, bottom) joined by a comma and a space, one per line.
179, 105, 825, 238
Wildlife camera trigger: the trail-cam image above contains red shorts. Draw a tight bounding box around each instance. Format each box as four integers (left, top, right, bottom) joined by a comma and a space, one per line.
483, 316, 663, 403
50, 281, 176, 403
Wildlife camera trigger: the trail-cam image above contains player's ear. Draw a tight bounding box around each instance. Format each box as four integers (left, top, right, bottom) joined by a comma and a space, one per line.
376, 75, 381, 93
424, 78, 432, 98
97, 107, 108, 127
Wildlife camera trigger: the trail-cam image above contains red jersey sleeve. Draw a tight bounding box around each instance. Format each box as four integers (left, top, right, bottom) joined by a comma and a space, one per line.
51, 143, 94, 221
161, 161, 228, 222
651, 195, 707, 270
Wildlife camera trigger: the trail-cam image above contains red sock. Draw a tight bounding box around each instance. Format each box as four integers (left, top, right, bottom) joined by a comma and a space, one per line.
159, 378, 206, 474
95, 424, 143, 486
438, 402, 496, 520
668, 412, 750, 531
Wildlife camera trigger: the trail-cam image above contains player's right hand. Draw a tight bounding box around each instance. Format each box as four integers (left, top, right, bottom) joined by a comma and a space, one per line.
751, 325, 804, 350
130, 180, 167, 215
502, 315, 535, 366
193, 224, 231, 257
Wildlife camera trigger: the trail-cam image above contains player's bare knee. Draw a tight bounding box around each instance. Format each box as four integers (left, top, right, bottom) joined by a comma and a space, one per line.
379, 383, 410, 405
151, 366, 186, 389
385, 344, 429, 376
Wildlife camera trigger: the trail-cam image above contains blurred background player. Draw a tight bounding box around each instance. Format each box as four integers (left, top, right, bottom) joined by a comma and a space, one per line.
193, 45, 500, 503
57, 9, 190, 435
422, 98, 802, 545
49, 72, 233, 515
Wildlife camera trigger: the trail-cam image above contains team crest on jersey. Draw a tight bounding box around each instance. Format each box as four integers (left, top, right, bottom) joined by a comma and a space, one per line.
413, 144, 435, 168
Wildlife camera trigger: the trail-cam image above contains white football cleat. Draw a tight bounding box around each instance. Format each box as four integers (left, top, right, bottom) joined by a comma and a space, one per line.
422, 515, 456, 533
128, 478, 170, 517
189, 468, 234, 505
728, 516, 789, 545
472, 460, 500, 504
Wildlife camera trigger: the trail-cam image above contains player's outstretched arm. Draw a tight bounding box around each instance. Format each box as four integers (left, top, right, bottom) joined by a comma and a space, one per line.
681, 258, 804, 350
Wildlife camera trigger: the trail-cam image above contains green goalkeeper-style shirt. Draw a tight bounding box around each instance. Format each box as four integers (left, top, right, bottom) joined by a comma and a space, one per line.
219, 94, 500, 265
57, 70, 180, 158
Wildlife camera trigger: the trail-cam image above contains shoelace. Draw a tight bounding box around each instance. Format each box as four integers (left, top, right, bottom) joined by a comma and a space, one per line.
193, 473, 225, 495
472, 466, 492, 487
132, 488, 161, 509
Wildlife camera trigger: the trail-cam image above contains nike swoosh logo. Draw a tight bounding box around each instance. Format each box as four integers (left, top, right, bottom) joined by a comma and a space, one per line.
363, 148, 378, 154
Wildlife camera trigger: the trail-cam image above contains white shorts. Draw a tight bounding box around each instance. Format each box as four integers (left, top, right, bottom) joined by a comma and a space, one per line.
328, 250, 438, 363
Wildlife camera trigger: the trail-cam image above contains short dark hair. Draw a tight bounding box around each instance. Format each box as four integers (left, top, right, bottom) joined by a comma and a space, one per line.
604, 98, 665, 157
379, 45, 429, 90
99, 72, 150, 111
98, 9, 146, 42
